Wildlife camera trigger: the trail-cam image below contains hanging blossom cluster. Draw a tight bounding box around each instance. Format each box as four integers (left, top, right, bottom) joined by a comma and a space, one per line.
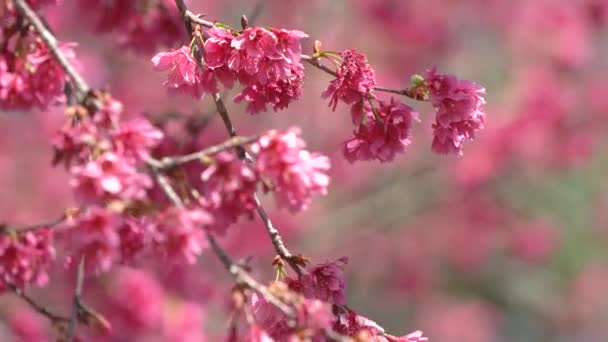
0, 228, 55, 289
425, 68, 486, 156
0, 28, 76, 111
320, 49, 486, 160
153, 25, 307, 114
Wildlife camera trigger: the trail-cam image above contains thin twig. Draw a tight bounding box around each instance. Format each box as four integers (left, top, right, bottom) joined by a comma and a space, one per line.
206, 233, 295, 318
148, 135, 258, 170
1, 277, 70, 323
1, 214, 65, 234
13, 0, 90, 100
254, 198, 302, 276
147, 165, 296, 320
67, 256, 85, 342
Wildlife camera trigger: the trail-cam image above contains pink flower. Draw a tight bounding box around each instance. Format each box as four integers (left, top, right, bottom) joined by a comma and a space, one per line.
106, 269, 163, 333
117, 217, 155, 264
425, 68, 486, 156
229, 27, 306, 84
322, 49, 377, 111
0, 41, 76, 111
112, 118, 164, 160
61, 207, 120, 273
52, 119, 100, 168
0, 228, 55, 289
70, 152, 153, 204
153, 207, 212, 264
92, 95, 123, 129
252, 128, 330, 213
199, 152, 259, 234
344, 98, 419, 163
295, 257, 348, 305
152, 46, 210, 99
208, 26, 307, 114
233, 65, 304, 115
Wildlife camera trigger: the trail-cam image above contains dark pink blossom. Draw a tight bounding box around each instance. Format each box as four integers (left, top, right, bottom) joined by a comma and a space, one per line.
425, 68, 486, 156
344, 98, 419, 163
61, 207, 120, 273
105, 269, 163, 334
234, 65, 304, 114
199, 152, 259, 234
296, 257, 348, 305
112, 118, 164, 160
322, 49, 377, 110
52, 119, 100, 168
152, 46, 209, 99
0, 41, 76, 111
252, 128, 330, 213
0, 228, 55, 289
70, 152, 153, 204
117, 217, 155, 264
153, 207, 212, 264
92, 95, 123, 129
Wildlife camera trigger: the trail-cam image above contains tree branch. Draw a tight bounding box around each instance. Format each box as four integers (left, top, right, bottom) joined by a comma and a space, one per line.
66, 256, 86, 342
147, 165, 296, 319
1, 277, 70, 324
148, 135, 258, 170
1, 213, 66, 234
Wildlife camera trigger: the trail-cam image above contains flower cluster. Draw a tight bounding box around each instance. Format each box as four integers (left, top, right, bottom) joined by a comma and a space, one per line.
320, 50, 420, 163
320, 50, 487, 161
152, 26, 307, 114
0, 36, 76, 111
252, 127, 331, 213
0, 228, 55, 289
199, 151, 259, 234
344, 98, 419, 163
322, 49, 377, 110
425, 68, 486, 156
54, 96, 162, 208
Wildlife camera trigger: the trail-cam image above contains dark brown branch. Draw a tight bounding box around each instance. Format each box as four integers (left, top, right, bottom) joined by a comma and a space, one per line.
1, 213, 65, 234
1, 277, 70, 323
206, 233, 295, 319
147, 165, 296, 320
66, 256, 86, 342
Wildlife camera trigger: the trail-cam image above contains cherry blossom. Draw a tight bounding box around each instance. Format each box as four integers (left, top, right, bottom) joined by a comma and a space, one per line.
425, 68, 486, 155
344, 98, 419, 163
0, 228, 55, 289
252, 128, 330, 212
323, 49, 377, 110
